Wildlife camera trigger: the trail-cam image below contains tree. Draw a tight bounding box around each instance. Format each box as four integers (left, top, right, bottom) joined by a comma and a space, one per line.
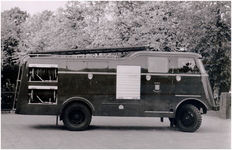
1, 7, 29, 91
12, 1, 231, 94
19, 10, 54, 51
20, 2, 94, 51
90, 1, 189, 51
196, 2, 231, 93
174, 1, 231, 93
1, 7, 29, 64
91, 1, 231, 93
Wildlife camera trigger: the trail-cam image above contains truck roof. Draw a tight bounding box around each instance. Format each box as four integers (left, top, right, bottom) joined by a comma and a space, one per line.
28, 46, 201, 58
131, 51, 202, 58
27, 50, 202, 62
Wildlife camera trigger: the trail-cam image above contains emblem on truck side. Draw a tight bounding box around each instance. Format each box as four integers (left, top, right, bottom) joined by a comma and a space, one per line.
119, 105, 124, 109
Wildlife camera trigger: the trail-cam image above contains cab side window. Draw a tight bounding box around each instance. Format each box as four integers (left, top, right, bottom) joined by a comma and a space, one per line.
178, 58, 200, 74
148, 57, 169, 73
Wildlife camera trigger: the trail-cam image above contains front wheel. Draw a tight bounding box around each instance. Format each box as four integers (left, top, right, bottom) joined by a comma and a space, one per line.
63, 103, 92, 131
175, 104, 202, 132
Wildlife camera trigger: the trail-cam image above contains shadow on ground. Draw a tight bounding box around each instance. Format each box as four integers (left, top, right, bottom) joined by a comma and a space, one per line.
88, 125, 179, 131
30, 124, 179, 132
30, 124, 66, 130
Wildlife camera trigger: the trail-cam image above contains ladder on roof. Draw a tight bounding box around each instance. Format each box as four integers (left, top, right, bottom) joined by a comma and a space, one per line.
29, 46, 150, 56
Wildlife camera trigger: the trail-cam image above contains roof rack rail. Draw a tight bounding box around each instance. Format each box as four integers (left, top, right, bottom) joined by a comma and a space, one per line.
29, 46, 149, 56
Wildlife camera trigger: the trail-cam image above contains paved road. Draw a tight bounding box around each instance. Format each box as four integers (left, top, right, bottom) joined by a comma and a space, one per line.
1, 112, 231, 149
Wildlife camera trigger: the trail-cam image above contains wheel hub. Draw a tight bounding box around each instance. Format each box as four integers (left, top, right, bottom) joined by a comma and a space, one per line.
74, 114, 80, 120
70, 111, 84, 124
181, 111, 194, 126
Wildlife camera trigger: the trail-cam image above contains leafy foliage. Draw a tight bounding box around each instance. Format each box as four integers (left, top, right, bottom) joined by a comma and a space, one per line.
1, 7, 29, 91
1, 1, 231, 94
1, 7, 28, 64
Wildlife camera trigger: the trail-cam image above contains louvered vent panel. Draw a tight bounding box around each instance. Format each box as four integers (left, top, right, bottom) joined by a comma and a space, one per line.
116, 66, 141, 99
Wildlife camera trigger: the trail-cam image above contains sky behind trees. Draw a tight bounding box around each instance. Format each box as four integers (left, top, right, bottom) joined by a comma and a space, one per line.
1, 1, 67, 15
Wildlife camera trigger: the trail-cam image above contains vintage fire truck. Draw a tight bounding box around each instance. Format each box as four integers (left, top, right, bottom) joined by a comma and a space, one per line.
14, 46, 219, 132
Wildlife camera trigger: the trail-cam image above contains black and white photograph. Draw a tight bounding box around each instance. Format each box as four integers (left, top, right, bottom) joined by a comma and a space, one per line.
1, 1, 231, 149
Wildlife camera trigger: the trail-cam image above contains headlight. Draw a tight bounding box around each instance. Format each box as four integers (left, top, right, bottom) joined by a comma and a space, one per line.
176, 75, 181, 81
146, 75, 151, 81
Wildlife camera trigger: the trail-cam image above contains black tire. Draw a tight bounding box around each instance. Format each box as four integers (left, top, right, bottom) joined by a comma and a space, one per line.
175, 104, 202, 132
63, 103, 92, 131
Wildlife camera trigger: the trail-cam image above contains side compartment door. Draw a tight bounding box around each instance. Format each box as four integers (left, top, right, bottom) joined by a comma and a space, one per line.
144, 57, 173, 112
102, 65, 142, 116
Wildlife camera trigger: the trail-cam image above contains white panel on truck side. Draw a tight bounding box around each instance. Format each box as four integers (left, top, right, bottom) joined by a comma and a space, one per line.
116, 66, 141, 99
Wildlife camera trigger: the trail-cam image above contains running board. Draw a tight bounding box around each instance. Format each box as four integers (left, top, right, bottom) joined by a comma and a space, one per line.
144, 111, 174, 117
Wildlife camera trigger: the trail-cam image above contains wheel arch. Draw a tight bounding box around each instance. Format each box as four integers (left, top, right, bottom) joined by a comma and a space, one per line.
59, 97, 95, 120
175, 98, 208, 115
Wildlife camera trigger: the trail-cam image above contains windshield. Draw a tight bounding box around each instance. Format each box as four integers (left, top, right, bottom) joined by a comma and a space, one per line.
198, 59, 206, 74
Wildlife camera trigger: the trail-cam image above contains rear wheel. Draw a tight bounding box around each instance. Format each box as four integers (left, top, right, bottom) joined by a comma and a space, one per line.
63, 103, 92, 131
175, 104, 202, 132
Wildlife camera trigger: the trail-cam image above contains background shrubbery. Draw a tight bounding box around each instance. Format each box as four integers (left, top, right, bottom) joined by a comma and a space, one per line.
1, 1, 231, 94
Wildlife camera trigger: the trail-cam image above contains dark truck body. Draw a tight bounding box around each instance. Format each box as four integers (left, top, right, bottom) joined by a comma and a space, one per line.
15, 47, 218, 132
